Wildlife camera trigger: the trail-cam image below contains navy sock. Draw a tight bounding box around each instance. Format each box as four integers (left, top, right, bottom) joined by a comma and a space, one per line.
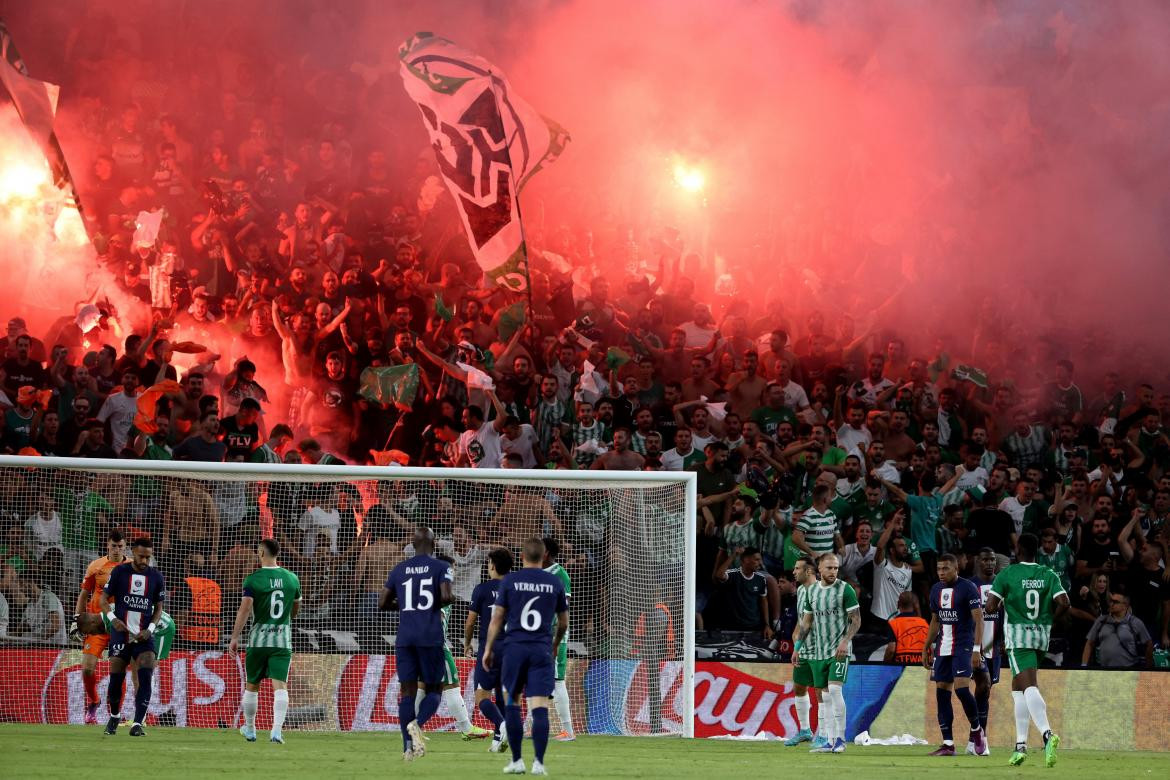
955, 687, 980, 732
936, 688, 954, 743
531, 706, 550, 762
494, 688, 507, 734
417, 690, 441, 726
976, 688, 990, 731
479, 698, 504, 730
134, 667, 153, 724
505, 704, 524, 762
398, 695, 417, 751
108, 671, 126, 717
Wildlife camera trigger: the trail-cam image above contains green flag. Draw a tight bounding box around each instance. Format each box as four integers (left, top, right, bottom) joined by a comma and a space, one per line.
606, 347, 631, 372
498, 302, 527, 342
951, 364, 989, 388
434, 294, 454, 323
359, 364, 420, 410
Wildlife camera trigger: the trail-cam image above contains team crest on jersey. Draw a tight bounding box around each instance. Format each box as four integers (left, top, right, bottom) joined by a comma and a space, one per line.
940, 589, 953, 609
130, 574, 147, 596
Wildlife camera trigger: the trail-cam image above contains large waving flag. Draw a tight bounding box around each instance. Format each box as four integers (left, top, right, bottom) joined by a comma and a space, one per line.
0, 18, 87, 231
399, 32, 569, 291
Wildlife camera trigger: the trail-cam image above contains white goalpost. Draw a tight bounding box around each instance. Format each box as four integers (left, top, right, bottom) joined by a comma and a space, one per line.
0, 455, 696, 738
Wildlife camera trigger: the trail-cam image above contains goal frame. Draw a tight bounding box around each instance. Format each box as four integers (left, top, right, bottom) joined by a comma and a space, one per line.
0, 454, 698, 738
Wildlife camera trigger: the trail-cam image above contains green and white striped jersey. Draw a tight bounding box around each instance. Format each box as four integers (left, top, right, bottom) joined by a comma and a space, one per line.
989, 562, 1066, 651
795, 583, 817, 651
796, 507, 838, 555
546, 562, 571, 644
798, 579, 859, 660
243, 566, 301, 650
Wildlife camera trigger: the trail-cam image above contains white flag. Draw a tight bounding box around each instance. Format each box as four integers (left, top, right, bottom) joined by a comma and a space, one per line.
457, 361, 495, 390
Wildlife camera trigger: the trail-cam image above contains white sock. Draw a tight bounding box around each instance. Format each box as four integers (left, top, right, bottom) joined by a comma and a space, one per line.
272, 689, 288, 734
827, 685, 846, 742
416, 689, 425, 713
1011, 690, 1029, 745
818, 692, 835, 741
553, 680, 574, 736
1023, 686, 1050, 737
795, 693, 811, 732
243, 690, 258, 729
443, 688, 472, 733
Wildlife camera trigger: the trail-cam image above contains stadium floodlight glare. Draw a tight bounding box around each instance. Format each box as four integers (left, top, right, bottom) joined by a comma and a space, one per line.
673, 163, 705, 193
0, 454, 697, 738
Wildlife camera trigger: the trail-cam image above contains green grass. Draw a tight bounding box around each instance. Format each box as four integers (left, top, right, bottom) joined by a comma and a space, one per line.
0, 725, 1163, 779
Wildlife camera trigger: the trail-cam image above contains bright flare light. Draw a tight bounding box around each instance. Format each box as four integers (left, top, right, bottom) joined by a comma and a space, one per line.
673, 163, 705, 193
0, 161, 50, 201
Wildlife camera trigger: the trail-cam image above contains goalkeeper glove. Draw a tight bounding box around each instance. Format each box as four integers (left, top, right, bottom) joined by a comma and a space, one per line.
68, 613, 81, 641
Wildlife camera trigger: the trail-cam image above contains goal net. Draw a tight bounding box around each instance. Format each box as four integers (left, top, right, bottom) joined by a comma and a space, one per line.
0, 456, 696, 737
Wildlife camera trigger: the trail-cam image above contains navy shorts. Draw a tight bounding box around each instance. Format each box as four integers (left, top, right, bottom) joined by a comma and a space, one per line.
978, 652, 1002, 685
396, 644, 445, 686
475, 653, 501, 691
108, 630, 156, 661
501, 642, 555, 699
931, 648, 975, 683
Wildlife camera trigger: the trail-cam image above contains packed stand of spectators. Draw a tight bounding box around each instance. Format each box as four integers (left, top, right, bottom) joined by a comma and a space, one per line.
0, 10, 1166, 666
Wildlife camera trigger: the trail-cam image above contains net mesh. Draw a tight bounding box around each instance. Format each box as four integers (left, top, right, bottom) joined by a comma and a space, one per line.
0, 459, 691, 735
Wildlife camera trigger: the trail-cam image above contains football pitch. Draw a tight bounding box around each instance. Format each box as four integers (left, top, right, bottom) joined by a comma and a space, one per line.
0, 726, 1163, 779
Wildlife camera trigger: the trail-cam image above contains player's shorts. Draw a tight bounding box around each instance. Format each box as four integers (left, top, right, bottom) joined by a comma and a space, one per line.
554, 641, 568, 681
154, 623, 176, 662
246, 646, 292, 685
976, 651, 1002, 685
397, 644, 445, 686
792, 658, 814, 688
501, 642, 555, 699
806, 657, 849, 688
83, 632, 110, 658
1005, 648, 1041, 675
441, 646, 460, 686
108, 630, 156, 662
931, 648, 975, 683
475, 654, 501, 691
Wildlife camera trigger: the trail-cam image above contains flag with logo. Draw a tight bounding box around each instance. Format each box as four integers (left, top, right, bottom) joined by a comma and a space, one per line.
359, 365, 421, 411
399, 32, 569, 292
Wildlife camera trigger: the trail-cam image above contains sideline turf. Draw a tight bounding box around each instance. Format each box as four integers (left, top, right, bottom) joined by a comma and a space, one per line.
0, 725, 1162, 779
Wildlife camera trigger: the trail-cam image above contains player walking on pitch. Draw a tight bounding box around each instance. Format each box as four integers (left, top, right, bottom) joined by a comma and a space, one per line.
382, 527, 455, 761
970, 547, 1003, 754
792, 553, 861, 754
99, 537, 167, 737
418, 554, 492, 740
466, 547, 514, 753
923, 553, 987, 756
982, 533, 1069, 768
71, 529, 127, 724
542, 537, 575, 742
784, 554, 819, 746
484, 537, 569, 776
229, 538, 301, 744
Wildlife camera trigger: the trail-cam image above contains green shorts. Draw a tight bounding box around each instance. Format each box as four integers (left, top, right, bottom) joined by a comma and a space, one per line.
442, 646, 460, 686
246, 646, 293, 685
1005, 648, 1041, 675
792, 659, 814, 688
154, 622, 176, 661
807, 657, 849, 688
555, 641, 567, 681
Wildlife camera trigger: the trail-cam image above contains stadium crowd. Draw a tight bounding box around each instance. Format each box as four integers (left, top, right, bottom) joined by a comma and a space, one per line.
0, 12, 1168, 669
